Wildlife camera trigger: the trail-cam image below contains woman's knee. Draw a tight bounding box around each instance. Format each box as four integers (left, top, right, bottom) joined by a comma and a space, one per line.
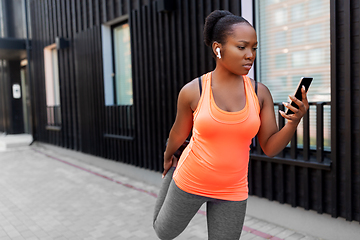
153, 220, 180, 240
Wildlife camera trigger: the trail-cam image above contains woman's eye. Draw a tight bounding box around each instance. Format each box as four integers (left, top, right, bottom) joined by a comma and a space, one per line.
238, 46, 245, 50
253, 47, 258, 51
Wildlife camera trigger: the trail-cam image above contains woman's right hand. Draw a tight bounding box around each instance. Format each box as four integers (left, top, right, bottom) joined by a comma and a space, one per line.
162, 154, 178, 178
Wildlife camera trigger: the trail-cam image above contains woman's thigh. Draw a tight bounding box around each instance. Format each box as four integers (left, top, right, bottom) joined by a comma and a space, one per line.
154, 181, 205, 240
206, 199, 247, 240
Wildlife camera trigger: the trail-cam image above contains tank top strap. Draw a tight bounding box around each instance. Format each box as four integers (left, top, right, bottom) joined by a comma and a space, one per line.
243, 75, 260, 114
193, 72, 211, 121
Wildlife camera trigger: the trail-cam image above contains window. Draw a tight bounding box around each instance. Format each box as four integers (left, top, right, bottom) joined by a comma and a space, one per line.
112, 23, 133, 105
44, 44, 61, 127
255, 0, 331, 150
102, 21, 133, 106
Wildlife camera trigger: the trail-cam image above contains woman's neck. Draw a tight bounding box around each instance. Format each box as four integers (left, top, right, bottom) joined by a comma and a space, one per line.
212, 66, 243, 86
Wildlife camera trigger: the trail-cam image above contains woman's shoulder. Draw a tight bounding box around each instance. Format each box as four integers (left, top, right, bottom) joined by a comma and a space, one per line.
181, 78, 199, 95
248, 78, 273, 110
179, 76, 203, 111
181, 75, 204, 96
248, 78, 271, 95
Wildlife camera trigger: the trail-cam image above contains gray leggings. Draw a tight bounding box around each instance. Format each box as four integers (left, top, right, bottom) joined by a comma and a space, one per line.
153, 167, 247, 240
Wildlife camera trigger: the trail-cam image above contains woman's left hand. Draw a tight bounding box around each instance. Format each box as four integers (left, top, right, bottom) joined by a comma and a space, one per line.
279, 86, 309, 125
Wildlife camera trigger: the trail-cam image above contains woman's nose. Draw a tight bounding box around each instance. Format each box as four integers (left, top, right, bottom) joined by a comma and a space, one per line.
245, 50, 254, 59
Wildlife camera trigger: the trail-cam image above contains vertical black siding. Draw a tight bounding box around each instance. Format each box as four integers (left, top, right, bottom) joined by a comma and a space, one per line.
28, 0, 360, 223
0, 60, 6, 132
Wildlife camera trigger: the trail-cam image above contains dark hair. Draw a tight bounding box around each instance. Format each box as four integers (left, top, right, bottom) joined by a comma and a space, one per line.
203, 10, 253, 48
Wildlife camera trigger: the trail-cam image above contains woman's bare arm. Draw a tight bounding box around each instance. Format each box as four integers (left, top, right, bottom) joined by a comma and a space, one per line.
162, 79, 199, 177
257, 83, 309, 157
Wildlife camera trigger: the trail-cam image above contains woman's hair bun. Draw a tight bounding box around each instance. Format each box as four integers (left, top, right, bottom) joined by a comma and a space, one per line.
204, 10, 233, 47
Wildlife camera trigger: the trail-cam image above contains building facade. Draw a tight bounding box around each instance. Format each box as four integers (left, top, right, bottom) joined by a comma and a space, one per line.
0, 0, 359, 223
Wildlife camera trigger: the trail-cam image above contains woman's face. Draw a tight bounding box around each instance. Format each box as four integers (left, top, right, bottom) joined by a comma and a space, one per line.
219, 23, 258, 76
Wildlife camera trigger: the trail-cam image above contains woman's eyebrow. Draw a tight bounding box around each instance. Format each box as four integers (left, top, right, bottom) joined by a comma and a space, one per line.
238, 40, 258, 45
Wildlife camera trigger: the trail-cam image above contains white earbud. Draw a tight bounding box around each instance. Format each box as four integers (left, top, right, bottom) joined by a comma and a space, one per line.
216, 48, 221, 59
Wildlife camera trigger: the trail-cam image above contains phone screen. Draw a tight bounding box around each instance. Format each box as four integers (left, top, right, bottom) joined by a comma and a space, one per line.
285, 77, 313, 115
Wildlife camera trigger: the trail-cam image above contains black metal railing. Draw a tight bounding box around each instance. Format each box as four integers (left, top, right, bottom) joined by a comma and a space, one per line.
103, 105, 135, 140
250, 101, 331, 170
46, 105, 61, 127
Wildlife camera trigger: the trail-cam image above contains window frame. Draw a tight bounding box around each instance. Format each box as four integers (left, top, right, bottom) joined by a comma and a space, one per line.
101, 15, 133, 106
44, 43, 61, 128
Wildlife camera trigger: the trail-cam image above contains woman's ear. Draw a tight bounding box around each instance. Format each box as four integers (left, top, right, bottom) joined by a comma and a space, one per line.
212, 42, 222, 59
212, 42, 221, 56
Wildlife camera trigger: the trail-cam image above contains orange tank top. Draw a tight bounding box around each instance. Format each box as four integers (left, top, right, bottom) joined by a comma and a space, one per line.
173, 72, 261, 201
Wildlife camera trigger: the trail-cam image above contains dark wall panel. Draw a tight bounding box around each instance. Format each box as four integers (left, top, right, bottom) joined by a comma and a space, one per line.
0, 60, 10, 133
3, 0, 26, 38
349, 0, 360, 222
333, 0, 360, 222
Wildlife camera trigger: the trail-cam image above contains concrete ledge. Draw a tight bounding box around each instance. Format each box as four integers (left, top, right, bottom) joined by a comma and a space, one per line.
0, 134, 33, 151
34, 142, 359, 240
246, 196, 360, 240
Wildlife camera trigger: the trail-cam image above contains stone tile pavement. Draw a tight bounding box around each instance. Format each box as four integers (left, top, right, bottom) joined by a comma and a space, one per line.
0, 144, 323, 240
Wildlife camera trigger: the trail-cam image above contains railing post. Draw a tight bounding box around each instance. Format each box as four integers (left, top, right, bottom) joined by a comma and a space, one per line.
316, 102, 325, 163
277, 103, 285, 158
303, 110, 310, 161
316, 102, 325, 214
290, 129, 297, 159
303, 108, 310, 209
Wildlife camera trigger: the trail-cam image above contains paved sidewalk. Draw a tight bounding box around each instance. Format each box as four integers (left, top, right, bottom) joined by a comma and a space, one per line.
0, 144, 322, 240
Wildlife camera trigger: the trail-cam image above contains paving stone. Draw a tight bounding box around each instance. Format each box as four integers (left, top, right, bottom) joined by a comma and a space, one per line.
285, 232, 306, 240
267, 226, 287, 236
0, 236, 12, 240
10, 236, 25, 240
248, 220, 269, 230
257, 223, 278, 234
241, 232, 258, 240
299, 235, 322, 240
244, 217, 261, 227
276, 229, 296, 239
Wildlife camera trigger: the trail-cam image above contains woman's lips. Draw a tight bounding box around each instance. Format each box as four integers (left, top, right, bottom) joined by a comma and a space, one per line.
243, 64, 252, 70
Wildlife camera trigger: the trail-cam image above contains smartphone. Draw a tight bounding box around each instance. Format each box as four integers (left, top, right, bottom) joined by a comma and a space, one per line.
285, 77, 313, 115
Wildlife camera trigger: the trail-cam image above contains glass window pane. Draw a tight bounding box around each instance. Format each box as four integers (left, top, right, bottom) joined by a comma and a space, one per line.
275, 53, 287, 68
113, 23, 133, 105
44, 45, 61, 126
274, 8, 287, 26
291, 27, 305, 45
308, 24, 324, 42
309, 0, 325, 17
51, 48, 60, 106
291, 3, 305, 22
256, 0, 331, 150
292, 51, 306, 68
275, 31, 287, 47
308, 48, 324, 65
